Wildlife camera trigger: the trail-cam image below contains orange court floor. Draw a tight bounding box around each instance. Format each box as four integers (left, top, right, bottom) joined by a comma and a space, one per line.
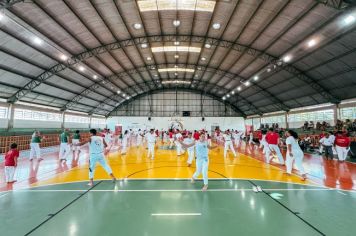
1, 141, 355, 192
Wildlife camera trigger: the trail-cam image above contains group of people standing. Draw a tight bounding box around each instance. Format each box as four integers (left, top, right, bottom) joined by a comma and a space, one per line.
3, 124, 353, 190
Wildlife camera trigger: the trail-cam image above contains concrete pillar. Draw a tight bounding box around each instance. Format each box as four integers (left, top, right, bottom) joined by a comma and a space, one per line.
333, 104, 339, 126
7, 103, 15, 130
89, 115, 92, 129
285, 112, 289, 129
61, 111, 65, 129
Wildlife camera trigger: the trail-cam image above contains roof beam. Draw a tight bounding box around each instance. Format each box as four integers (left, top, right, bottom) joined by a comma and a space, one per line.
0, 0, 23, 9
314, 0, 355, 10
7, 34, 330, 103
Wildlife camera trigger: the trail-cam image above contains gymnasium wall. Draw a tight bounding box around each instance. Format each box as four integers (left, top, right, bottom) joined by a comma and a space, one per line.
107, 116, 245, 132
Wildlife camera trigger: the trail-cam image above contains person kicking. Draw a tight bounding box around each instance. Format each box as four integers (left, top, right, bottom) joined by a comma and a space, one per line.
179, 132, 217, 191
74, 129, 116, 186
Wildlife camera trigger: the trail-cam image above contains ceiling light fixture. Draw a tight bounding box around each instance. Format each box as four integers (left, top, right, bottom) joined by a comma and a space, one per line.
117, 90, 121, 94
141, 43, 148, 48
137, 0, 216, 12
0, 13, 4, 21
60, 54, 68, 61
173, 20, 181, 27
222, 97, 226, 100
147, 56, 152, 61
201, 57, 206, 61
204, 43, 211, 49
227, 94, 230, 98
231, 91, 235, 95
158, 68, 195, 73
78, 66, 85, 71
344, 15, 355, 25
93, 75, 98, 79
133, 23, 142, 29
267, 68, 271, 72
283, 55, 292, 63
212, 23, 221, 29
307, 39, 317, 47
245, 81, 250, 86
254, 76, 259, 81
174, 72, 178, 76
33, 37, 42, 45
174, 41, 180, 46
122, 93, 126, 96
152, 46, 201, 53
174, 54, 179, 58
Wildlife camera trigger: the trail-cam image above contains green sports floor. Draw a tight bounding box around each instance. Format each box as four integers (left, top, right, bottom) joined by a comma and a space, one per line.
1, 179, 355, 236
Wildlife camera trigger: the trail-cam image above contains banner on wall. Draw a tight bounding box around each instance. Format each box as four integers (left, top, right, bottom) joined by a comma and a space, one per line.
245, 125, 253, 135
115, 125, 122, 135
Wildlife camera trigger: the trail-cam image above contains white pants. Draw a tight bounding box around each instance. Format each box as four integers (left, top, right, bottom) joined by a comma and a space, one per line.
208, 139, 212, 146
260, 140, 269, 154
72, 139, 80, 152
193, 158, 208, 185
147, 143, 155, 159
286, 150, 305, 175
89, 153, 113, 179
59, 143, 71, 160
169, 138, 174, 148
5, 166, 15, 182
121, 141, 127, 154
336, 146, 348, 161
187, 148, 195, 164
234, 138, 240, 147
30, 143, 41, 160
265, 144, 285, 164
319, 145, 323, 153
137, 137, 143, 147
175, 141, 184, 155
224, 141, 236, 158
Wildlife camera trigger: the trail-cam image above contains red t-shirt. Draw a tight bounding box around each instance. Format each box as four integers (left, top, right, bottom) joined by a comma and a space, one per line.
193, 132, 200, 140
266, 132, 279, 145
257, 131, 262, 141
319, 133, 325, 139
169, 132, 173, 138
335, 136, 350, 147
5, 149, 19, 166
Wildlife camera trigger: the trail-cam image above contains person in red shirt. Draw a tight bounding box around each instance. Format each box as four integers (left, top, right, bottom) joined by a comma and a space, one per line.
4, 143, 19, 184
265, 128, 285, 165
193, 130, 200, 141
169, 129, 174, 149
334, 131, 351, 162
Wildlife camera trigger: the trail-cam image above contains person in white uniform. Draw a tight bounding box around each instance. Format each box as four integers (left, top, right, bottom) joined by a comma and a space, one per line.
72, 130, 81, 158
232, 130, 242, 148
74, 129, 116, 186
319, 132, 334, 160
137, 129, 143, 147
223, 130, 236, 158
183, 132, 195, 166
121, 130, 129, 155
285, 130, 306, 181
179, 132, 217, 191
259, 130, 268, 154
30, 130, 44, 161
175, 130, 184, 156
59, 129, 71, 162
145, 129, 156, 159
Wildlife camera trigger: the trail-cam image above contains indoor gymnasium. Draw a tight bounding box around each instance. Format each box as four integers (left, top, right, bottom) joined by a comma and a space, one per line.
0, 0, 356, 235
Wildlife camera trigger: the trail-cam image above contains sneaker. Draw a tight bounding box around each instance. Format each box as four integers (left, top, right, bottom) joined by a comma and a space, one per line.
191, 178, 195, 183
253, 186, 258, 192
202, 185, 208, 191
257, 186, 262, 192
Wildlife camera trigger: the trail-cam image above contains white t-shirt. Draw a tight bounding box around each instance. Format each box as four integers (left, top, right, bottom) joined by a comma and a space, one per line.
89, 136, 104, 154
175, 133, 183, 141
319, 136, 334, 146
286, 136, 302, 153
145, 133, 156, 144
183, 138, 195, 151
223, 134, 232, 142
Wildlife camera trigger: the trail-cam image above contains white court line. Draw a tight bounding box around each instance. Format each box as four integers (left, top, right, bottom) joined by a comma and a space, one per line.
151, 213, 201, 216
9, 188, 337, 192
337, 191, 347, 195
